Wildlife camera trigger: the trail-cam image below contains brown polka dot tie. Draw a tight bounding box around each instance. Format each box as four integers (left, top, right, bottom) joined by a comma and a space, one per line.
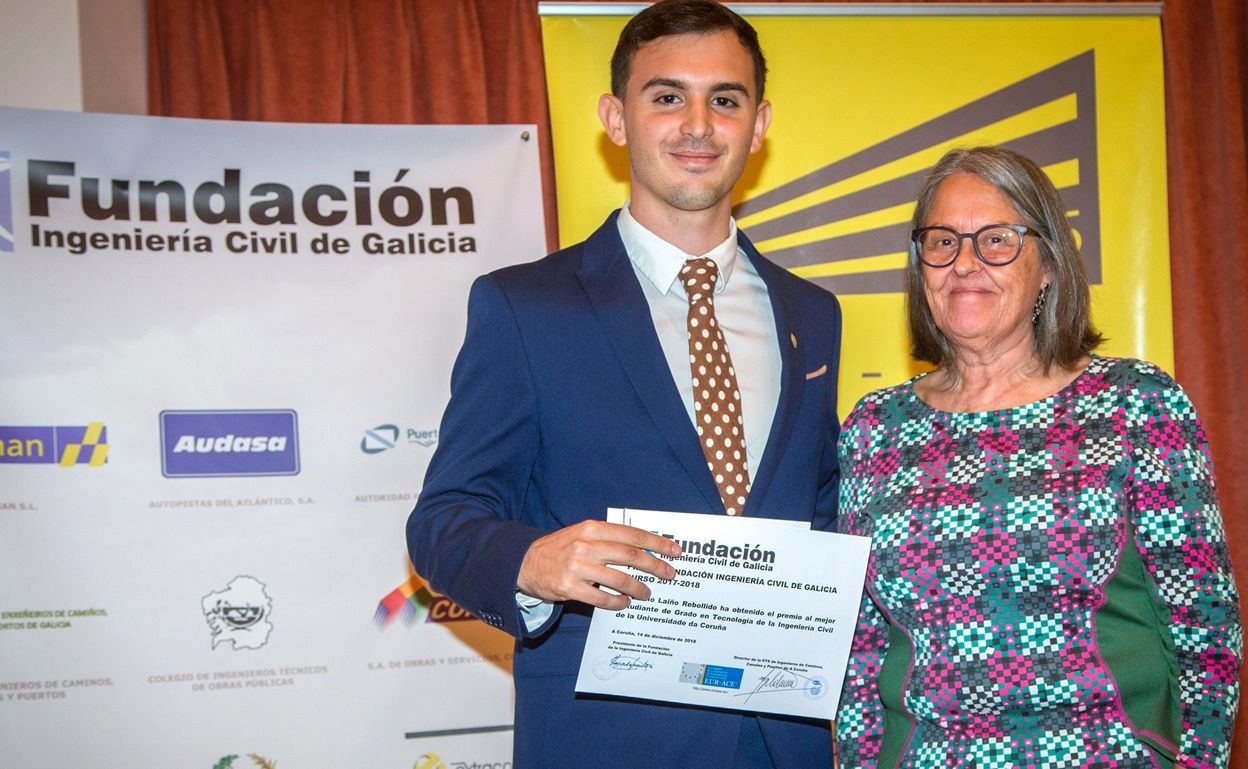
681, 257, 750, 516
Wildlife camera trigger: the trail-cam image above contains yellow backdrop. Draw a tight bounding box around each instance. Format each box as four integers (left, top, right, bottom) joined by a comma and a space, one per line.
541, 7, 1169, 417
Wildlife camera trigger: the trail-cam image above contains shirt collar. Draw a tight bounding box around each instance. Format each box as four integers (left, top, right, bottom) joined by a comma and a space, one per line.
617, 202, 739, 296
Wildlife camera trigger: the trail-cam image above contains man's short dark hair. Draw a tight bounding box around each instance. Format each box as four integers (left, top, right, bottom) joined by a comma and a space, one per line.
610, 0, 767, 102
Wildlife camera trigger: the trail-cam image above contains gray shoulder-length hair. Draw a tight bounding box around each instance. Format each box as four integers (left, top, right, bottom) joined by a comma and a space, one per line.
906, 146, 1103, 371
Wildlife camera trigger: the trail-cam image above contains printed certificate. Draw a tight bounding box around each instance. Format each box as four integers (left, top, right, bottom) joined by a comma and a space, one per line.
574, 508, 870, 719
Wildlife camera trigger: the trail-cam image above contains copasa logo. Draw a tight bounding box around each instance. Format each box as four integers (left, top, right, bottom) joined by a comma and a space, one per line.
375, 575, 474, 627
0, 150, 13, 252
160, 410, 299, 478
0, 423, 108, 466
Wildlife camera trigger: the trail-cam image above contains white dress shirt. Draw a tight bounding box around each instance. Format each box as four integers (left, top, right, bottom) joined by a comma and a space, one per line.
517, 204, 782, 631
616, 203, 780, 472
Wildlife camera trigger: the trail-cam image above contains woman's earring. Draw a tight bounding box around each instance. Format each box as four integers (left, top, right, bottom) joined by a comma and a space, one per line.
1032, 283, 1049, 325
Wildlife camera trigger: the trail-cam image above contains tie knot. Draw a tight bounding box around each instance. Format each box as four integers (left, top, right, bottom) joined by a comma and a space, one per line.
681, 257, 718, 303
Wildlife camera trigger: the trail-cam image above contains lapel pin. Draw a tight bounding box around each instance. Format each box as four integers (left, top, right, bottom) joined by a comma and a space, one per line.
790, 333, 798, 349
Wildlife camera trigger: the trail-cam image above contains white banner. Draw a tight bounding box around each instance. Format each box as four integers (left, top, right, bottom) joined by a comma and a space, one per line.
0, 107, 543, 769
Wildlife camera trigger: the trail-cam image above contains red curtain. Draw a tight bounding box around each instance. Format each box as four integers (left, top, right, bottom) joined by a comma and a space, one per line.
149, 0, 558, 249
1163, 7, 1248, 757
149, 0, 1248, 759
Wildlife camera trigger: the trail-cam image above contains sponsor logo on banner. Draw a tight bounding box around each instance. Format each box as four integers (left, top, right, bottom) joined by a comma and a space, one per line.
0, 422, 108, 467
361, 423, 439, 454
361, 424, 399, 454
0, 149, 13, 252
19, 154, 481, 257
212, 754, 277, 769
414, 753, 512, 769
375, 575, 474, 627
160, 410, 299, 478
735, 51, 1102, 295
0, 607, 109, 635
202, 575, 273, 650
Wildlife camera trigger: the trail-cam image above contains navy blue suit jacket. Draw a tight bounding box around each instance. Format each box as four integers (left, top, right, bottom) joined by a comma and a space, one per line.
408, 212, 842, 769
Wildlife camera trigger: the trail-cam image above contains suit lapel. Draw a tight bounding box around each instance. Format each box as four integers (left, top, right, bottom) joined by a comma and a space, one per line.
740, 233, 804, 517
576, 214, 724, 514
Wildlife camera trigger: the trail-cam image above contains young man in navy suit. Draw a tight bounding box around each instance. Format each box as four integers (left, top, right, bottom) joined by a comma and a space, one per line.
408, 2, 842, 767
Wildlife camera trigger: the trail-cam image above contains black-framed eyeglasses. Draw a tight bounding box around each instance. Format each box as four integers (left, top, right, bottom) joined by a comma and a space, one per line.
910, 224, 1031, 267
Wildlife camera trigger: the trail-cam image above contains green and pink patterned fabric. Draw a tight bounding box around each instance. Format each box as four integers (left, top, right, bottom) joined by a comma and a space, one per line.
836, 356, 1241, 769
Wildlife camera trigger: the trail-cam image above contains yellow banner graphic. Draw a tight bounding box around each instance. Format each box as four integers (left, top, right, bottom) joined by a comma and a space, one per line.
542, 8, 1168, 417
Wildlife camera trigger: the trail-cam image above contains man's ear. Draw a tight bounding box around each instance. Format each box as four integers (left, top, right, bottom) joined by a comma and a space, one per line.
598, 93, 627, 148
750, 99, 772, 154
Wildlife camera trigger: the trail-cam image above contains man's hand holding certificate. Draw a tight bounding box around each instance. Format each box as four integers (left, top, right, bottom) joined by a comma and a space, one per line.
574, 509, 870, 720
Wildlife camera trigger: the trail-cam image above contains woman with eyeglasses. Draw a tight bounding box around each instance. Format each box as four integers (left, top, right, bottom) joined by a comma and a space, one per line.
834, 146, 1241, 769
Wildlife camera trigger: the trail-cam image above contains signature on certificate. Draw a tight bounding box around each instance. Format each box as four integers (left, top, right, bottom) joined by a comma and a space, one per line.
592, 653, 655, 680
739, 667, 827, 703
608, 654, 654, 671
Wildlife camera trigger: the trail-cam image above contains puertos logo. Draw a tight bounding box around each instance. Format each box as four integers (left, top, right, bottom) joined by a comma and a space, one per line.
160, 409, 299, 478
202, 575, 273, 650
360, 423, 438, 454
375, 575, 474, 627
1, 149, 13, 252
360, 424, 399, 454
0, 422, 108, 467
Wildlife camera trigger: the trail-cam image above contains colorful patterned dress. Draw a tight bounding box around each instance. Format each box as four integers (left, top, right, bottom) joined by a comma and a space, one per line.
835, 356, 1241, 769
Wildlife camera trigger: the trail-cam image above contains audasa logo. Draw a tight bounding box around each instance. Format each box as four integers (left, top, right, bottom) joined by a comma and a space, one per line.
160, 409, 299, 478
0, 149, 13, 252
0, 422, 108, 467
375, 575, 474, 627
202, 575, 273, 650
361, 423, 439, 454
